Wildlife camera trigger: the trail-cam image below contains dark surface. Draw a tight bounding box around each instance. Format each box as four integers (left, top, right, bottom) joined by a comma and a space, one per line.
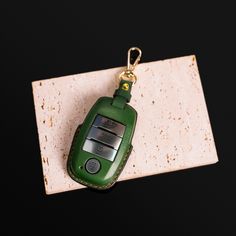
1, 1, 235, 235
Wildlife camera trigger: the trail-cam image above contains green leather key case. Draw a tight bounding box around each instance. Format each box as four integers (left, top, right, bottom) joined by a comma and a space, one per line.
67, 47, 142, 190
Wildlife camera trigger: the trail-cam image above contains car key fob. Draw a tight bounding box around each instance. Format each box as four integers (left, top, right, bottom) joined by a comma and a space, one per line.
67, 47, 142, 190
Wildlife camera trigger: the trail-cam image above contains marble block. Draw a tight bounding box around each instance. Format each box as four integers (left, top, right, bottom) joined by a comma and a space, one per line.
32, 55, 218, 194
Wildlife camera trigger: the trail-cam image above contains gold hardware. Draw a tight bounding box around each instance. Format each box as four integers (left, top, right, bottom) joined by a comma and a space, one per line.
127, 47, 142, 71
122, 83, 130, 91
119, 47, 142, 84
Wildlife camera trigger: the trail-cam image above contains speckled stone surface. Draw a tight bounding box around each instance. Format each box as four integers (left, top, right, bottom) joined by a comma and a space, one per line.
32, 55, 218, 194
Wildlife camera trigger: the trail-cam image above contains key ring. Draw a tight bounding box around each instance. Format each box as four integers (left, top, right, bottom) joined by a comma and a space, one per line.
119, 47, 142, 84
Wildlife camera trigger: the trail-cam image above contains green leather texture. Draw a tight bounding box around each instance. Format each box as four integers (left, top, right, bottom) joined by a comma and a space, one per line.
67, 80, 137, 189
113, 80, 133, 102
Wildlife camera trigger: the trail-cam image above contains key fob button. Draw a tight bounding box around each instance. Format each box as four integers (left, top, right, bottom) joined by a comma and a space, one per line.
87, 126, 122, 150
85, 158, 101, 174
83, 139, 117, 162
93, 115, 125, 137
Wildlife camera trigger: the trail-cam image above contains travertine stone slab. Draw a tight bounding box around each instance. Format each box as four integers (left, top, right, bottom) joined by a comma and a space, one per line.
32, 55, 218, 194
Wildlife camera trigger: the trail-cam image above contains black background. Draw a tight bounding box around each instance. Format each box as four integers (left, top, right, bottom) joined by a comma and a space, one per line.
1, 1, 235, 235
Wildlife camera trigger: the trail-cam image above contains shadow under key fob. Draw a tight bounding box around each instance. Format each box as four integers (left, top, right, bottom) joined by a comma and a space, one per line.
67, 47, 142, 190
